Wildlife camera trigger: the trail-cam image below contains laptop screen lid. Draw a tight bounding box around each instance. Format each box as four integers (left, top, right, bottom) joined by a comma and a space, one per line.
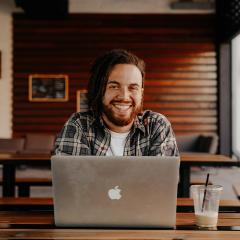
51, 155, 180, 228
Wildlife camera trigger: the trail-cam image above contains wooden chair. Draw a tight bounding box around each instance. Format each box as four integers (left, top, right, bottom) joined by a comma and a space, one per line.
11, 133, 55, 196
0, 177, 52, 197
0, 138, 25, 154
176, 133, 218, 154
20, 133, 55, 154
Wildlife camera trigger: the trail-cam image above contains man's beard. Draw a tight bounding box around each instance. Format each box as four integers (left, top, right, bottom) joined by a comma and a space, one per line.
102, 100, 142, 127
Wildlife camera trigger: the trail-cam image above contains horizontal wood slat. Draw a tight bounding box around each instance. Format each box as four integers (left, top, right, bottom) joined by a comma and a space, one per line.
144, 87, 217, 94
13, 14, 217, 135
13, 57, 216, 63
13, 109, 217, 118
145, 80, 217, 87
14, 50, 217, 57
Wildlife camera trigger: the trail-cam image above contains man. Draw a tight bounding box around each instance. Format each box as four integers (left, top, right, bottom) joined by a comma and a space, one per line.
55, 49, 179, 156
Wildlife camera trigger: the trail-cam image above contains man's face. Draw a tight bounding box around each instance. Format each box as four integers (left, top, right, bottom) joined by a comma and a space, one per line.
102, 64, 143, 132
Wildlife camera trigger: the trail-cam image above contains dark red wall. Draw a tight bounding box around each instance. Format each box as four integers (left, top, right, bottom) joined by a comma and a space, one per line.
13, 14, 217, 136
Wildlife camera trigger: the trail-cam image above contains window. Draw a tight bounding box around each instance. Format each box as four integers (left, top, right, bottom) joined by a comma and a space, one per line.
231, 34, 240, 157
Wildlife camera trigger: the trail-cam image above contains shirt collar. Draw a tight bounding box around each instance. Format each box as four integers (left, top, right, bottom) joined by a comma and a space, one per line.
132, 114, 146, 134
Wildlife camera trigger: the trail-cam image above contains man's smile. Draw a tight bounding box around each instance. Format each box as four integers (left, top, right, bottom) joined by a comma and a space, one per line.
111, 102, 133, 112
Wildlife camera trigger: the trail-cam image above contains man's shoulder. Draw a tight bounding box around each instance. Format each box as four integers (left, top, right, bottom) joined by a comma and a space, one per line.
66, 111, 96, 126
139, 110, 170, 125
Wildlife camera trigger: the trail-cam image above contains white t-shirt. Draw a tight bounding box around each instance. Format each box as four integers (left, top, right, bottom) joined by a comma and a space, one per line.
106, 130, 130, 156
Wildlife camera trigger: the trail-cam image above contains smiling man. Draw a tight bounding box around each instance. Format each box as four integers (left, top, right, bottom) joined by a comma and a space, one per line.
54, 49, 179, 156
102, 63, 143, 133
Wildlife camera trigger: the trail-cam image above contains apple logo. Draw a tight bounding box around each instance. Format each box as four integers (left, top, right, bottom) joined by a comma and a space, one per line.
108, 186, 122, 200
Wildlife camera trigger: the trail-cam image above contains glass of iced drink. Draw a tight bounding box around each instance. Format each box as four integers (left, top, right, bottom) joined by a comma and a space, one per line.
190, 185, 223, 229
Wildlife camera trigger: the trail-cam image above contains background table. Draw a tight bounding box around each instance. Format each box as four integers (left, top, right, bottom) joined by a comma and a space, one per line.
0, 153, 238, 197
0, 153, 50, 197
1, 197, 240, 212
179, 153, 239, 196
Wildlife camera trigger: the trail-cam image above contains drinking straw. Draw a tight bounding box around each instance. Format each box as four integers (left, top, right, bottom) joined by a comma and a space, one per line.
201, 173, 210, 212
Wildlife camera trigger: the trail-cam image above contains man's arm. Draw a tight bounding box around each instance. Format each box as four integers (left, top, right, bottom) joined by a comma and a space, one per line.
148, 116, 179, 156
54, 115, 90, 155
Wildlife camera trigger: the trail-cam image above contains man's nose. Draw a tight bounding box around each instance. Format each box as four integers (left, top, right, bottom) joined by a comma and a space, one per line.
117, 87, 130, 100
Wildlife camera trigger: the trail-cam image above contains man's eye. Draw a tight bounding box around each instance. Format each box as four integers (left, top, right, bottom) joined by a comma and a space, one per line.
109, 85, 118, 89
130, 86, 139, 91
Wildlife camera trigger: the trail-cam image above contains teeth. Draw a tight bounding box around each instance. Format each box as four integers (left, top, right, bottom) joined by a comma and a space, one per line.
114, 104, 131, 110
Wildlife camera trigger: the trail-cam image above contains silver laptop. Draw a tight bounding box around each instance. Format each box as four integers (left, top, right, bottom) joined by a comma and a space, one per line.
51, 155, 180, 228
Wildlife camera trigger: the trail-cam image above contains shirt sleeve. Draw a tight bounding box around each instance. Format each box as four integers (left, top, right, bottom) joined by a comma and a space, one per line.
54, 115, 90, 155
148, 116, 179, 156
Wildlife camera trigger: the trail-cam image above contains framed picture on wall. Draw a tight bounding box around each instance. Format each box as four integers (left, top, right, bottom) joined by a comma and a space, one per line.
29, 74, 69, 102
76, 89, 88, 112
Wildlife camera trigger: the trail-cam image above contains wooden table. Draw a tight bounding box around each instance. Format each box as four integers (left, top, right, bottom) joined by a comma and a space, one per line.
0, 229, 240, 240
0, 153, 238, 197
0, 211, 240, 239
179, 153, 239, 197
0, 153, 50, 197
0, 211, 240, 228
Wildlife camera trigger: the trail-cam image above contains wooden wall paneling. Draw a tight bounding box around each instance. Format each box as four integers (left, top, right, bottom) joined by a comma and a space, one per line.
13, 14, 217, 136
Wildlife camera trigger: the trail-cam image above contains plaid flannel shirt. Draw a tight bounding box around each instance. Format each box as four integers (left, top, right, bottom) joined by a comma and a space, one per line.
54, 110, 179, 156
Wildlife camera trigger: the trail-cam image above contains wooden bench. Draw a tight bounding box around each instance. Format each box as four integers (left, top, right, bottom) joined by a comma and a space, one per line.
0, 178, 52, 197
0, 197, 53, 211
0, 197, 240, 212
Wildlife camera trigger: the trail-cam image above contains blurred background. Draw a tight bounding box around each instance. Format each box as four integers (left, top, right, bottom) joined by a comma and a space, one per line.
0, 0, 240, 199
